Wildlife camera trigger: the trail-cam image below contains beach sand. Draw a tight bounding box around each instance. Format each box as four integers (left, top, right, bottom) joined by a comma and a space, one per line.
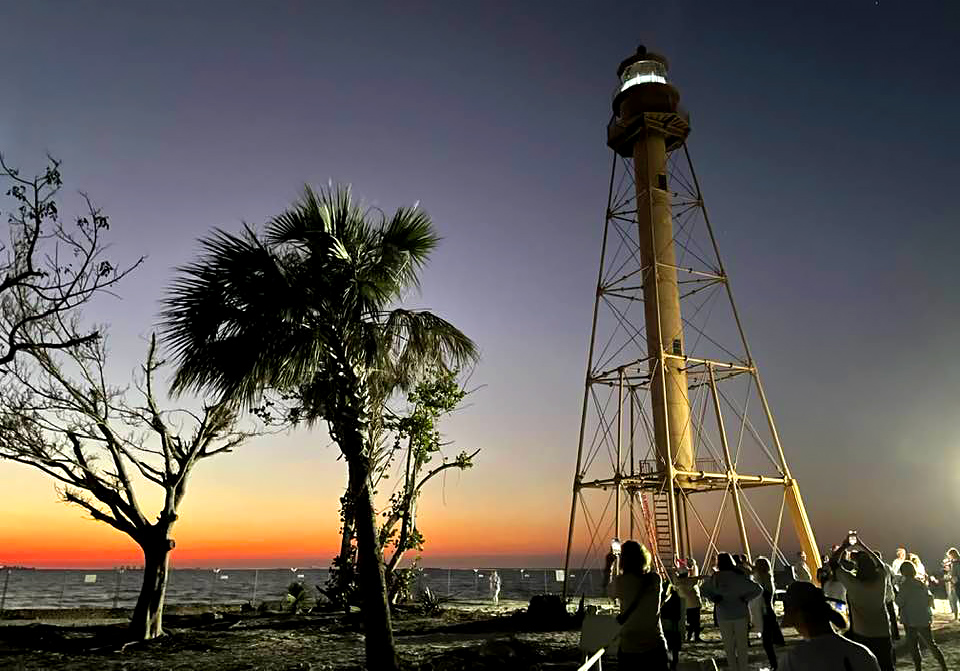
1, 600, 958, 669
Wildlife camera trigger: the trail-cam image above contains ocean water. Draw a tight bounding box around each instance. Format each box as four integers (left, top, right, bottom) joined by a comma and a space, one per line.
0, 567, 608, 610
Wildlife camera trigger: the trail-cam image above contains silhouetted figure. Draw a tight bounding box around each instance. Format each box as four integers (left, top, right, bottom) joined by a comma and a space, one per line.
874, 550, 899, 641
779, 581, 881, 670
943, 548, 960, 620
702, 552, 762, 671
830, 538, 893, 671
818, 565, 847, 615
754, 556, 785, 669
660, 581, 683, 670
895, 561, 948, 671
604, 540, 669, 669
737, 554, 764, 641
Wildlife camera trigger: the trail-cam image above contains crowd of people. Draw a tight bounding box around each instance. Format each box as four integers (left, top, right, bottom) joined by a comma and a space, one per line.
602, 536, 960, 671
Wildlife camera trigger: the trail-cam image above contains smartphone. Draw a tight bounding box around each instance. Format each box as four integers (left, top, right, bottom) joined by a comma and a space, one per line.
611, 538, 622, 555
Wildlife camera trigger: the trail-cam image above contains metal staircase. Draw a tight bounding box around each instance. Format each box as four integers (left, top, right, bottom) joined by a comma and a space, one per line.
652, 493, 674, 571
638, 492, 673, 577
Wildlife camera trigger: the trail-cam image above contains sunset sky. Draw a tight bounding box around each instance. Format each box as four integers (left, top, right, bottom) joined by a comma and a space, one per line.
1, 1, 959, 569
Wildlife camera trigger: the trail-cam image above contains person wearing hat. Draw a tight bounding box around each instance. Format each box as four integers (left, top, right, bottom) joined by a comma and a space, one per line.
779, 582, 881, 670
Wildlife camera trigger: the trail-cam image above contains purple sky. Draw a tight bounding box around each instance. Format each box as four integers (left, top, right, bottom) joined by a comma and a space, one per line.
1, 1, 959, 568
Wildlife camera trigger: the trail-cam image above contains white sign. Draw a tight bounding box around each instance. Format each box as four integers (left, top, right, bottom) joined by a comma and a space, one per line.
84, 574, 97, 583
555, 570, 565, 582
220, 575, 229, 580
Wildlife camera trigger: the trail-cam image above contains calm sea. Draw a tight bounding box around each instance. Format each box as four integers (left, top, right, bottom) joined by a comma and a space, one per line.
0, 567, 608, 610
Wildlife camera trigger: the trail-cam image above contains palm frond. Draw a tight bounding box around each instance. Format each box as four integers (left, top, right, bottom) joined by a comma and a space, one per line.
378, 309, 479, 392
160, 227, 331, 406
161, 183, 479, 422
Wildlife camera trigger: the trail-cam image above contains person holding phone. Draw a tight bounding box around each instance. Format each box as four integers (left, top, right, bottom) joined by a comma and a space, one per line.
829, 536, 893, 671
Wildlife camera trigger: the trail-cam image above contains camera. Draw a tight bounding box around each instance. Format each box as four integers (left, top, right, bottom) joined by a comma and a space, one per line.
611, 538, 622, 555
847, 530, 858, 546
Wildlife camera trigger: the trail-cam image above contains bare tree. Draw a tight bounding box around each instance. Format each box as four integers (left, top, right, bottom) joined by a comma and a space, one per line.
0, 333, 253, 640
0, 153, 142, 366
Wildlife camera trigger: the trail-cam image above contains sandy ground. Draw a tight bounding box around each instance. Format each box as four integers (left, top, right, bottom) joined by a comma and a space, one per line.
1, 600, 958, 670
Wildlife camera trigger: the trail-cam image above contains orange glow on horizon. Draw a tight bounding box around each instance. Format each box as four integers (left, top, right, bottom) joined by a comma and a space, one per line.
1, 500, 569, 568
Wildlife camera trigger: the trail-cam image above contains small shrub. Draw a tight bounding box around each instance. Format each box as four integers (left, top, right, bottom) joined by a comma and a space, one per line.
526, 594, 571, 630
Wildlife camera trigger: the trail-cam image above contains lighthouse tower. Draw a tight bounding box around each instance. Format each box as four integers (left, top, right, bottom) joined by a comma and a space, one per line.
562, 46, 819, 592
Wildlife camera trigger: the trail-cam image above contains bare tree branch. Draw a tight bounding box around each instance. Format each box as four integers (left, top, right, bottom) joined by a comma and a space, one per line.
0, 154, 144, 368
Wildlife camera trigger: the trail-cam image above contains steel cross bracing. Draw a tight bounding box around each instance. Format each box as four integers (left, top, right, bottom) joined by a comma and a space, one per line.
562, 142, 819, 598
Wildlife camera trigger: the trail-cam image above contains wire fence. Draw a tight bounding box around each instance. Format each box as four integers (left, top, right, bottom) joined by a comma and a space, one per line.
0, 567, 609, 613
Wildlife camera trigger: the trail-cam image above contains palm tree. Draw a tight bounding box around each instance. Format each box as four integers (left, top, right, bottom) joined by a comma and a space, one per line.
160, 185, 478, 670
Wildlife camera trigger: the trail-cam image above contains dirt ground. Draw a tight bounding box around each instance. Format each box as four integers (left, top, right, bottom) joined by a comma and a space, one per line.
1, 601, 958, 670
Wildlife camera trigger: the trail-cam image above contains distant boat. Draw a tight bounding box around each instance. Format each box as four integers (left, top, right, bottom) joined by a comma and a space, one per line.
0, 565, 37, 570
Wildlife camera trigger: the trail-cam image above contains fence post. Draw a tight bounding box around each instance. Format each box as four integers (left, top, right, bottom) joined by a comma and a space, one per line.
447, 568, 451, 597
210, 568, 221, 607
251, 569, 259, 605
544, 569, 548, 594
0, 568, 10, 615
58, 571, 68, 608
112, 568, 125, 609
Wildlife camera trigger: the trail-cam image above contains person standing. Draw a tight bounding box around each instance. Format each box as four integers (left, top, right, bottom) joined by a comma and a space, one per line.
819, 565, 847, 615
675, 559, 705, 642
830, 538, 894, 671
895, 561, 948, 671
909, 554, 928, 584
891, 548, 907, 583
701, 552, 762, 671
489, 570, 501, 606
792, 551, 813, 583
754, 557, 785, 669
604, 541, 669, 669
873, 550, 900, 641
944, 548, 960, 621
660, 581, 683, 671
739, 555, 765, 641
778, 582, 881, 671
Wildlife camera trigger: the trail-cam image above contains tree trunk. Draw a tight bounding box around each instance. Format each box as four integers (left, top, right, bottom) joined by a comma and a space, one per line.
335, 483, 357, 613
130, 533, 173, 640
386, 490, 415, 577
349, 454, 399, 671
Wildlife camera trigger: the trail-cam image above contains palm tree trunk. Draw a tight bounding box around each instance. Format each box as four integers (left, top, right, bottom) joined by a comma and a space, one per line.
130, 532, 173, 640
348, 453, 399, 670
